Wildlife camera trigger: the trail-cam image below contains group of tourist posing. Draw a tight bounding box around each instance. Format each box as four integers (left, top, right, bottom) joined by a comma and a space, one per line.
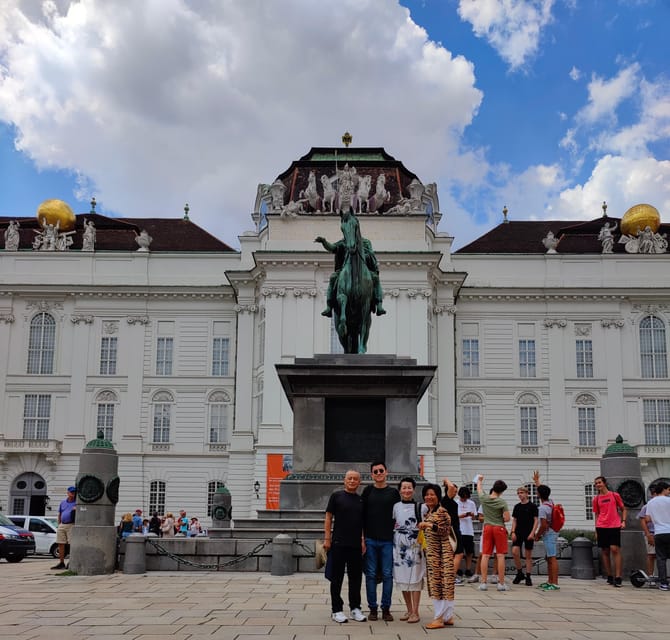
323, 462, 565, 630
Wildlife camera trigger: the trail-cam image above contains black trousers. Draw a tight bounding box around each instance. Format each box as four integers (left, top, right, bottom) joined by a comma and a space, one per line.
329, 544, 363, 613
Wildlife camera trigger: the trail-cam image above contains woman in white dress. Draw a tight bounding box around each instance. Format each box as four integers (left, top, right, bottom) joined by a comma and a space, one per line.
392, 477, 426, 623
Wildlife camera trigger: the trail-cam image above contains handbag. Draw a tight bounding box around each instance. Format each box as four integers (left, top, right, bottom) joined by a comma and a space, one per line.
415, 503, 427, 550
447, 525, 457, 550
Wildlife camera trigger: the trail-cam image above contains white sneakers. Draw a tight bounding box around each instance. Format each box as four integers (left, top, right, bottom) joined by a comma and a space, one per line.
350, 608, 367, 622
478, 583, 488, 591
332, 612, 348, 623
497, 582, 510, 591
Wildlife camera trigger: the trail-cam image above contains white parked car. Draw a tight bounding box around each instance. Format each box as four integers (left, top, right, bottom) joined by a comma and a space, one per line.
8, 515, 60, 557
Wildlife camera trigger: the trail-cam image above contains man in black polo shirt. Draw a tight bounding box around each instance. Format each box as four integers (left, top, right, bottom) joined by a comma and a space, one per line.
324, 470, 367, 624
362, 460, 400, 621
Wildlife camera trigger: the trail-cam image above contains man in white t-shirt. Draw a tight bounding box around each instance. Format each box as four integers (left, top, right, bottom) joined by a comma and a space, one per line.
457, 486, 477, 578
645, 481, 670, 591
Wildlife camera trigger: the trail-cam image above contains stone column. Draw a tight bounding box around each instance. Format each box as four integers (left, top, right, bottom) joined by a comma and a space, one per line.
69, 433, 120, 575
599, 436, 647, 577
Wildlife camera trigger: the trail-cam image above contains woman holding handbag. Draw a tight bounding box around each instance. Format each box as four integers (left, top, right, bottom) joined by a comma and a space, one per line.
392, 477, 426, 624
418, 483, 456, 629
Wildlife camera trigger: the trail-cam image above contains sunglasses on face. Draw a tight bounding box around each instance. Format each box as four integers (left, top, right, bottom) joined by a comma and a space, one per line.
372, 469, 385, 475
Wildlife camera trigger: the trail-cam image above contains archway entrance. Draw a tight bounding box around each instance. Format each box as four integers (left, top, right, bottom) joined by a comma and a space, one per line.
9, 472, 48, 515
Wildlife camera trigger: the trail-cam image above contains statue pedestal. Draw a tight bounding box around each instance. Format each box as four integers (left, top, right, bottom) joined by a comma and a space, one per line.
276, 354, 435, 511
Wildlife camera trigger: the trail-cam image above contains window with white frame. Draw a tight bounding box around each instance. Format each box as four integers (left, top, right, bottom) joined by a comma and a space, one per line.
149, 480, 166, 515
27, 313, 55, 374
23, 394, 51, 439
99, 336, 118, 375
584, 483, 596, 520
212, 337, 230, 376
524, 483, 540, 506
95, 391, 117, 441
519, 339, 536, 377
207, 480, 226, 517
518, 394, 539, 446
156, 337, 173, 375
461, 393, 482, 446
576, 339, 593, 378
578, 406, 596, 446
640, 316, 668, 378
462, 339, 479, 377
208, 391, 229, 443
152, 391, 173, 443
643, 398, 670, 445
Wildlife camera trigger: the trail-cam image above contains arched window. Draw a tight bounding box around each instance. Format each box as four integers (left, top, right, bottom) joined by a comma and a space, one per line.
640, 316, 667, 378
460, 393, 482, 447
208, 391, 230, 444
95, 390, 117, 441
518, 393, 539, 447
27, 313, 55, 374
576, 393, 597, 447
149, 480, 166, 515
207, 480, 226, 517
152, 391, 173, 443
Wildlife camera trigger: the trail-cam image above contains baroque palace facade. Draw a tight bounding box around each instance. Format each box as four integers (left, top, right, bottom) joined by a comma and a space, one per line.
1, 146, 669, 528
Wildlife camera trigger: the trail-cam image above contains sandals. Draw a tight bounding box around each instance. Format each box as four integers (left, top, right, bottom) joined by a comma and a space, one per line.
407, 612, 420, 623
425, 618, 444, 629
399, 612, 411, 621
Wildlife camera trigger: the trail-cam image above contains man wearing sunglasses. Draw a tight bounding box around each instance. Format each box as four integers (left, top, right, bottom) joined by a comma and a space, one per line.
362, 461, 400, 621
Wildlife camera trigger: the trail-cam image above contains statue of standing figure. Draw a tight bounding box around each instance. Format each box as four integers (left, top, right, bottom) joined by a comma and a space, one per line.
3, 220, 20, 251
598, 222, 616, 253
82, 219, 96, 251
315, 208, 385, 354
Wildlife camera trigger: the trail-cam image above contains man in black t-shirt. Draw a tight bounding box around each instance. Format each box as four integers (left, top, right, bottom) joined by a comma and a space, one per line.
362, 461, 401, 621
441, 477, 464, 583
511, 486, 539, 585
324, 470, 367, 624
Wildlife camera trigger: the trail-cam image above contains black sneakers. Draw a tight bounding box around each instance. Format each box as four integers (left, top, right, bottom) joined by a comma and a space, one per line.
51, 562, 66, 570
368, 609, 378, 621
606, 575, 614, 585
513, 570, 525, 585
614, 577, 622, 588
525, 574, 533, 586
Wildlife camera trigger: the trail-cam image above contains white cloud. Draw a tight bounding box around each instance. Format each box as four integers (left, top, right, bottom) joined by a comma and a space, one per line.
457, 0, 555, 71
577, 63, 640, 125
569, 66, 581, 81
555, 155, 670, 220
0, 0, 483, 246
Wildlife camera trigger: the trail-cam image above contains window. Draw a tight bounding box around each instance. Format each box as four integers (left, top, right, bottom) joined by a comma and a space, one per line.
640, 316, 668, 378
100, 336, 118, 375
152, 392, 173, 443
584, 483, 596, 521
578, 407, 596, 446
524, 483, 540, 506
519, 339, 536, 377
212, 337, 230, 376
208, 392, 229, 443
156, 337, 173, 375
643, 399, 670, 445
23, 394, 51, 439
463, 405, 481, 445
520, 406, 538, 446
462, 339, 479, 377
207, 480, 225, 517
576, 339, 593, 378
96, 403, 115, 441
27, 313, 55, 374
149, 480, 166, 515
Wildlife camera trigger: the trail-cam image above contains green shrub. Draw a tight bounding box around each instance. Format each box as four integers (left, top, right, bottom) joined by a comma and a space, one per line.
560, 528, 596, 544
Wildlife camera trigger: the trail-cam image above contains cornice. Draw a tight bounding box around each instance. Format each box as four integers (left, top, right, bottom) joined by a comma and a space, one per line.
0, 289, 234, 300
459, 292, 628, 302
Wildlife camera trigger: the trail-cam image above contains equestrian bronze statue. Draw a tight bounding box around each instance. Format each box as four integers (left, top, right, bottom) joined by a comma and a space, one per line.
315, 208, 385, 354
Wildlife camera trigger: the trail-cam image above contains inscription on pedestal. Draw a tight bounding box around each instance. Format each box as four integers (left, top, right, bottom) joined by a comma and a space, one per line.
325, 397, 385, 462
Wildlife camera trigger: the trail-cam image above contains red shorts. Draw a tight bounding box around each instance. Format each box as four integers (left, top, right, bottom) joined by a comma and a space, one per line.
482, 524, 508, 555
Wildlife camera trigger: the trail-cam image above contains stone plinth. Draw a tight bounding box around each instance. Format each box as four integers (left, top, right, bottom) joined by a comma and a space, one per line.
276, 354, 435, 511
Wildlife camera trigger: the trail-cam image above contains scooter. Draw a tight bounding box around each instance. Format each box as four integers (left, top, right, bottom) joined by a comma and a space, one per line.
630, 569, 659, 588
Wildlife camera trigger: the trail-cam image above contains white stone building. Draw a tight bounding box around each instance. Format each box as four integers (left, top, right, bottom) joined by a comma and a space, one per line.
1, 147, 668, 530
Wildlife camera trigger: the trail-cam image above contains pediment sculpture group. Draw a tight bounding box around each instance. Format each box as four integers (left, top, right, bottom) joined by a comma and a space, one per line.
256, 164, 435, 219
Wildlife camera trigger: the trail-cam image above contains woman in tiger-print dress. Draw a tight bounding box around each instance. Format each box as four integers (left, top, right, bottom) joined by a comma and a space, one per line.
418, 483, 455, 629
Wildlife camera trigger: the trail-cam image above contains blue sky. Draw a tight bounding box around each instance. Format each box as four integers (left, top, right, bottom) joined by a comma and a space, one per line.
1, 0, 668, 248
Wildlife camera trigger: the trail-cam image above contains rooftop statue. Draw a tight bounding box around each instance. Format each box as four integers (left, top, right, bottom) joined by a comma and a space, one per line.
597, 222, 616, 254
3, 220, 20, 251
315, 208, 385, 354
32, 217, 75, 251
82, 219, 96, 252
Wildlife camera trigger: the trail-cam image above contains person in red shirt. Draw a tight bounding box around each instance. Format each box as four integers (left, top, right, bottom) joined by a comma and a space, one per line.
593, 476, 627, 587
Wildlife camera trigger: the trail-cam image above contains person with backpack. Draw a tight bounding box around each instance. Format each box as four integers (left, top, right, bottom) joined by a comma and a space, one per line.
534, 482, 560, 590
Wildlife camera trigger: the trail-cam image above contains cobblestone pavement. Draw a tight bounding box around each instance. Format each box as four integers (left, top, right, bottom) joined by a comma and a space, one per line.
1, 556, 669, 639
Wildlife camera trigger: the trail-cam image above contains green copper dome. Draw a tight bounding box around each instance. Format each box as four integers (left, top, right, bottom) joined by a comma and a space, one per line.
604, 434, 636, 457
85, 429, 115, 450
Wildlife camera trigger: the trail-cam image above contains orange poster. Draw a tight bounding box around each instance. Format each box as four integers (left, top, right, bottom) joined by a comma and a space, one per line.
266, 453, 292, 510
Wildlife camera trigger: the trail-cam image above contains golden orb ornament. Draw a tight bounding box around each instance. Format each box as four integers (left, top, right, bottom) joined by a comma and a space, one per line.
620, 203, 660, 236
36, 199, 76, 231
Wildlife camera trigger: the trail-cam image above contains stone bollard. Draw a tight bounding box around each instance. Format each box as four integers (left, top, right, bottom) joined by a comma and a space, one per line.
270, 533, 294, 576
570, 537, 595, 580
208, 485, 232, 539
123, 534, 146, 574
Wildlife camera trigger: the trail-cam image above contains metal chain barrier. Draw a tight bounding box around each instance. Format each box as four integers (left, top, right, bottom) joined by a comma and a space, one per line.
145, 537, 273, 570
293, 539, 316, 557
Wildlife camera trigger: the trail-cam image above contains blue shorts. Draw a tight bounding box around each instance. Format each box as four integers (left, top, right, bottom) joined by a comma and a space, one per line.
543, 529, 558, 557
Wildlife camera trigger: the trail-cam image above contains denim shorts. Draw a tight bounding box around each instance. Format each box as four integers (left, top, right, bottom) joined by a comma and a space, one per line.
543, 529, 558, 557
